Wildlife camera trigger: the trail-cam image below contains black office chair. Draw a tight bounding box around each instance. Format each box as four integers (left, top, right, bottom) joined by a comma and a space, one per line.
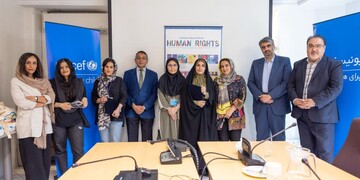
332, 118, 360, 178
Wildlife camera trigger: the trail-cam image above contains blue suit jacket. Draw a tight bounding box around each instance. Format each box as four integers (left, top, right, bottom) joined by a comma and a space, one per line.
123, 68, 158, 118
248, 55, 292, 115
287, 56, 343, 123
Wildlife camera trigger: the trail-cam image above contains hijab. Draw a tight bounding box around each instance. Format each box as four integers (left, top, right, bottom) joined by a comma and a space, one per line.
97, 59, 118, 130
216, 58, 237, 105
186, 58, 215, 104
216, 58, 237, 86
158, 58, 185, 96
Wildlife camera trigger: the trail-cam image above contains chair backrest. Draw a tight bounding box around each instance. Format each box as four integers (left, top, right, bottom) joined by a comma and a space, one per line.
333, 118, 360, 178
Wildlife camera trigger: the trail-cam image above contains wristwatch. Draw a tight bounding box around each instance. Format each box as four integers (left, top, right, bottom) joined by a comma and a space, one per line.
35, 96, 38, 102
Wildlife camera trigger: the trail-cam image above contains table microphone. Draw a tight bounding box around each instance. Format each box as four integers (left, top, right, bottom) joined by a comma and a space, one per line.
251, 122, 297, 154
302, 158, 321, 180
238, 122, 297, 166
72, 155, 138, 170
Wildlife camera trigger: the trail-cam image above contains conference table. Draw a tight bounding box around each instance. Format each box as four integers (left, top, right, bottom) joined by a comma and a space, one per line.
199, 141, 359, 180
59, 142, 199, 180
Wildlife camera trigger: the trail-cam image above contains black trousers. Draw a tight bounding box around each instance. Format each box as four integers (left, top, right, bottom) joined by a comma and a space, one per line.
218, 119, 242, 141
53, 122, 84, 175
19, 134, 51, 180
126, 117, 154, 141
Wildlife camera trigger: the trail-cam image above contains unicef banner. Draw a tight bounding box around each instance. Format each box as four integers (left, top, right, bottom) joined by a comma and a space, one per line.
165, 26, 222, 78
45, 22, 101, 175
313, 12, 360, 156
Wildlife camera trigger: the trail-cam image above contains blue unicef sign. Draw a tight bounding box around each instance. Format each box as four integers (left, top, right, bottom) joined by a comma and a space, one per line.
314, 12, 360, 156
45, 22, 101, 176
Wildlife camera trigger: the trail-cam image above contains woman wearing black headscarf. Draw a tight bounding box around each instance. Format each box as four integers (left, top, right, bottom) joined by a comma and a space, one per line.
158, 58, 186, 139
179, 58, 218, 150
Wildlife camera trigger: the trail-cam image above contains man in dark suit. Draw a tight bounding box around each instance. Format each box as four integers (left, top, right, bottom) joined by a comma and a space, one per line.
248, 37, 292, 141
287, 35, 343, 163
124, 51, 158, 141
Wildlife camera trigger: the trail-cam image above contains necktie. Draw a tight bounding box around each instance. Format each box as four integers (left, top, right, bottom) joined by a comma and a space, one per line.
139, 69, 144, 88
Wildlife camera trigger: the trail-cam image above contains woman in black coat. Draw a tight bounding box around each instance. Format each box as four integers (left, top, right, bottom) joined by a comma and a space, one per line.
91, 58, 127, 142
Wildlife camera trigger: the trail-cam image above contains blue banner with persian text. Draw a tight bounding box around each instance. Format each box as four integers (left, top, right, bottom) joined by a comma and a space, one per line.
45, 22, 101, 176
313, 12, 360, 156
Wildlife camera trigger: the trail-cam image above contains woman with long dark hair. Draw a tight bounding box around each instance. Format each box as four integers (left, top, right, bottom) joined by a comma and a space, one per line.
92, 58, 127, 142
158, 58, 185, 139
11, 52, 55, 180
50, 58, 90, 175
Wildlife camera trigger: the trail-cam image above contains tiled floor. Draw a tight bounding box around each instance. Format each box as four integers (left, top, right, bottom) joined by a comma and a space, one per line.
12, 165, 57, 180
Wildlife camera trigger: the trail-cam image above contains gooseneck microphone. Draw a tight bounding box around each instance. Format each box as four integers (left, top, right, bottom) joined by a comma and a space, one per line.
302, 158, 321, 180
238, 122, 297, 166
251, 122, 297, 154
72, 155, 138, 170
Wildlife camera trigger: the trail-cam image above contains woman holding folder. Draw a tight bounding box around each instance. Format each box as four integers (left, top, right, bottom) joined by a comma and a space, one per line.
92, 58, 127, 142
179, 58, 217, 152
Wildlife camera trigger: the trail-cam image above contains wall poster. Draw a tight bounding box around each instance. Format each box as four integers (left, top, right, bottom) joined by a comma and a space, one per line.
164, 26, 222, 78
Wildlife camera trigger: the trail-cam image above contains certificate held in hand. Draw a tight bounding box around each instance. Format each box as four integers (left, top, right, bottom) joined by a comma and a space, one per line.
188, 84, 204, 100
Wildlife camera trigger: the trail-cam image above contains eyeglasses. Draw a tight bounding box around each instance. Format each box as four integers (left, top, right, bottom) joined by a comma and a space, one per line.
308, 44, 324, 49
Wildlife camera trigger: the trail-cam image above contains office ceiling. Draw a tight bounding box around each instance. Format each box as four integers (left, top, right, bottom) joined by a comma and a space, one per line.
18, 0, 107, 12
18, 0, 354, 12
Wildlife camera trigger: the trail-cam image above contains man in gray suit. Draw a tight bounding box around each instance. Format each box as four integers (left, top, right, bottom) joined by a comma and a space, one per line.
287, 35, 343, 163
248, 37, 292, 141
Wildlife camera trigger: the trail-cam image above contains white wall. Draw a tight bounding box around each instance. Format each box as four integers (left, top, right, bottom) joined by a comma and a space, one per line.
0, 0, 42, 176
346, 0, 360, 14
0, 1, 41, 108
111, 0, 270, 140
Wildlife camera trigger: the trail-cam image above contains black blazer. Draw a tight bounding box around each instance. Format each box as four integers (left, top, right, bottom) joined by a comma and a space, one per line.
91, 76, 128, 123
287, 56, 343, 123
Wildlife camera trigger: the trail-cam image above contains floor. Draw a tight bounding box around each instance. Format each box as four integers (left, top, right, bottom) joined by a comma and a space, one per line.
12, 165, 57, 180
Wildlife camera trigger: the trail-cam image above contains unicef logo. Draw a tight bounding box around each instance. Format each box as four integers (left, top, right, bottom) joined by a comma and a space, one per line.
87, 60, 97, 71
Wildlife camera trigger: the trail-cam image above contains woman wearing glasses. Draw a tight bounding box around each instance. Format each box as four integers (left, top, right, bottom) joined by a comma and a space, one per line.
158, 58, 185, 139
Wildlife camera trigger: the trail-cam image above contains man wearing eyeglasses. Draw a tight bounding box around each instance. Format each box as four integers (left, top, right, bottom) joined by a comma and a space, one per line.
124, 51, 158, 142
287, 35, 343, 163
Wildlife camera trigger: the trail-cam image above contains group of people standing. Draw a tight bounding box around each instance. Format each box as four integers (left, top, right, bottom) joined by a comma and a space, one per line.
10, 34, 342, 179
248, 35, 343, 164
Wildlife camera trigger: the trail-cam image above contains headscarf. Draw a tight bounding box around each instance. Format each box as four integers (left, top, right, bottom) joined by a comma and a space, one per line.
216, 58, 238, 105
97, 60, 118, 130
192, 59, 207, 86
158, 58, 185, 96
186, 58, 215, 104
15, 65, 55, 149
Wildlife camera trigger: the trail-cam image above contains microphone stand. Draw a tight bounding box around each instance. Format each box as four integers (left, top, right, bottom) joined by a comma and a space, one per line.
302, 158, 321, 180
250, 122, 297, 154
149, 138, 199, 171
72, 155, 138, 170
238, 122, 297, 166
